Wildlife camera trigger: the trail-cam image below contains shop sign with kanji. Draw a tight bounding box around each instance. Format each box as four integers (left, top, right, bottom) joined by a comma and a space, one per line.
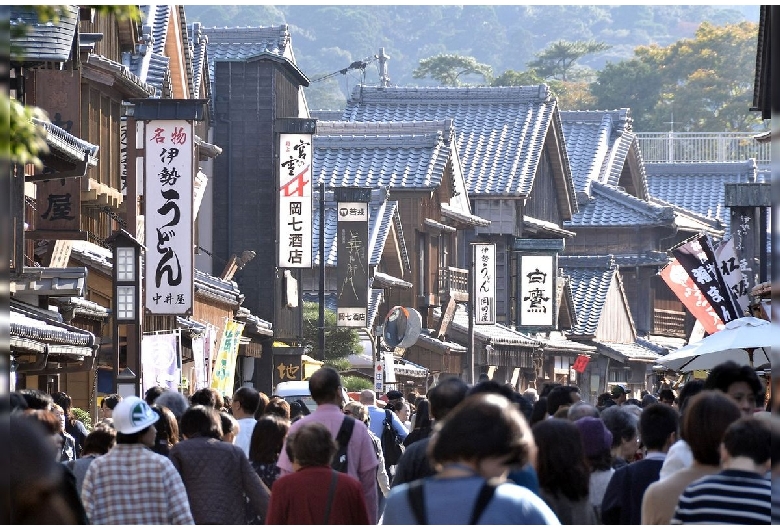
278, 133, 313, 268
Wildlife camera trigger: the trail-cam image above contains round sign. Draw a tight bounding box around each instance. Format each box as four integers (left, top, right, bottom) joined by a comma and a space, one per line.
382, 306, 422, 349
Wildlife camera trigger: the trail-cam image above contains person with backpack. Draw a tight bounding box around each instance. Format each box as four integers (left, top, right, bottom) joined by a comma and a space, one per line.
381, 393, 559, 525
360, 389, 408, 480
276, 367, 379, 524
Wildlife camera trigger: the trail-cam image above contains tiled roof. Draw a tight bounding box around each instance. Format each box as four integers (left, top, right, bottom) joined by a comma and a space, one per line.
194, 268, 243, 306
415, 329, 468, 354
85, 54, 155, 98
593, 339, 661, 363
441, 203, 491, 227
311, 188, 398, 267
342, 85, 573, 201
311, 110, 344, 121
439, 304, 541, 347
559, 109, 648, 198
32, 118, 99, 166
10, 5, 79, 64
313, 120, 454, 190
188, 22, 209, 99
11, 299, 95, 347
566, 181, 673, 228
646, 160, 765, 235
649, 196, 724, 236
612, 252, 670, 268
524, 215, 576, 237
201, 25, 304, 86
371, 272, 412, 289
559, 255, 617, 336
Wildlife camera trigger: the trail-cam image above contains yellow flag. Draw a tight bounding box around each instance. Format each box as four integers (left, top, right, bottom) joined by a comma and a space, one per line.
210, 320, 245, 395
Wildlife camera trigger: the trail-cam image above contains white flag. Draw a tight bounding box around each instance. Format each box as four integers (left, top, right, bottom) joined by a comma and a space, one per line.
715, 238, 748, 316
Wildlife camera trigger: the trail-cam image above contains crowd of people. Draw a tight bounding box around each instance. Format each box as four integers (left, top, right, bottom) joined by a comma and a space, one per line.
4, 360, 779, 525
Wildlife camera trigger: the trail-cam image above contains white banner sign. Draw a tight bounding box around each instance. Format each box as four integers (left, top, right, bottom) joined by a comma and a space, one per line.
278, 133, 313, 268
519, 254, 555, 327
141, 332, 181, 395
374, 360, 384, 393
473, 243, 496, 324
144, 120, 194, 315
714, 237, 748, 316
383, 352, 397, 383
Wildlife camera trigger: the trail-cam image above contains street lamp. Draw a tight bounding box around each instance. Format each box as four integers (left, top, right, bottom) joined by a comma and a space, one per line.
107, 229, 144, 397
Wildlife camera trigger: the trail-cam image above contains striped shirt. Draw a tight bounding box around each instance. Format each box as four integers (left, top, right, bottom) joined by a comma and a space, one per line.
671, 469, 771, 525
81, 443, 194, 525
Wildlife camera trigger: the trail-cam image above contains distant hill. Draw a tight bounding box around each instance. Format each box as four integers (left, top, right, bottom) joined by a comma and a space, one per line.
183, 5, 759, 110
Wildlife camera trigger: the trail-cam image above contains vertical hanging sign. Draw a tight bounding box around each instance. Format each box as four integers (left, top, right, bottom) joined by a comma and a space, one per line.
337, 202, 369, 327
473, 243, 496, 325
519, 254, 555, 327
278, 133, 313, 268
144, 120, 194, 315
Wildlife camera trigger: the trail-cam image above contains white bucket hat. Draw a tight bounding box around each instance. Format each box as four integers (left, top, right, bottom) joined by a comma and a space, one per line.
112, 396, 160, 434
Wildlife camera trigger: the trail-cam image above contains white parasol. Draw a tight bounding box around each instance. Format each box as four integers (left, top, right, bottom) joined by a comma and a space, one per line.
654, 316, 777, 372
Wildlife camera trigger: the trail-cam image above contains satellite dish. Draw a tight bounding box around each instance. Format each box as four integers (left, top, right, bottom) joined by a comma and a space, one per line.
382, 306, 422, 349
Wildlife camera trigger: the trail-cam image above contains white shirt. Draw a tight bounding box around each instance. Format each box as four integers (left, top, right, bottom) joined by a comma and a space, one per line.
234, 417, 256, 457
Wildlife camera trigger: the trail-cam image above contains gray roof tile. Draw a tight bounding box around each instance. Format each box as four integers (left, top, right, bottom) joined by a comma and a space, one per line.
559, 255, 617, 336
313, 120, 453, 190
342, 85, 568, 198
566, 181, 673, 228
593, 339, 660, 362
11, 6, 78, 64
646, 160, 766, 238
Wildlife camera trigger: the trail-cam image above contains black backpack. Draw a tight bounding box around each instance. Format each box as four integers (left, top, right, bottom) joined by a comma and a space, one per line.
381, 409, 404, 467
331, 415, 355, 472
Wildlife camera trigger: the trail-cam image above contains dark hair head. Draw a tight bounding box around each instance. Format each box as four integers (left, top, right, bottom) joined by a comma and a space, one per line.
219, 410, 238, 439
153, 391, 188, 420
530, 397, 548, 426
232, 387, 261, 416
546, 385, 578, 416
102, 394, 122, 411
308, 367, 342, 404
532, 418, 590, 501
412, 399, 432, 431
658, 388, 675, 402
81, 425, 117, 455
23, 409, 60, 435
51, 391, 72, 412
151, 405, 180, 452
286, 422, 336, 467
115, 425, 152, 444
428, 393, 534, 470
265, 397, 291, 420
722, 416, 771, 465
427, 376, 469, 420
638, 403, 678, 450
144, 386, 166, 406
539, 382, 561, 398
600, 405, 638, 447
190, 388, 224, 410
677, 379, 705, 414
20, 389, 53, 410
468, 381, 533, 424
704, 361, 762, 400
289, 399, 311, 420
10, 392, 29, 413
250, 414, 290, 464
180, 405, 222, 440
682, 391, 742, 466
253, 392, 270, 420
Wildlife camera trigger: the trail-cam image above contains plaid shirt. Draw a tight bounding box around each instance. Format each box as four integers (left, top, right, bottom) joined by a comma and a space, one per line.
81, 444, 194, 525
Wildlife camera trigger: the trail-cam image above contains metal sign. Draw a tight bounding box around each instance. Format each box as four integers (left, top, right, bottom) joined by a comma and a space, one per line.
278, 133, 313, 268
336, 201, 369, 327
374, 360, 383, 393
473, 243, 496, 324
144, 119, 194, 315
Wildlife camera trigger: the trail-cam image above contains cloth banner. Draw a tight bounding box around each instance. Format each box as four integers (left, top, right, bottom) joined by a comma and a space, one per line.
660, 259, 724, 334
191, 333, 207, 391
210, 320, 245, 396
671, 234, 741, 324
714, 237, 748, 316
572, 355, 590, 373
141, 332, 181, 395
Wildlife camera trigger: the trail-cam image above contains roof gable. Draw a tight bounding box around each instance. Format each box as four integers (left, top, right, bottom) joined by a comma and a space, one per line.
559, 255, 617, 337
560, 109, 649, 200
342, 85, 573, 205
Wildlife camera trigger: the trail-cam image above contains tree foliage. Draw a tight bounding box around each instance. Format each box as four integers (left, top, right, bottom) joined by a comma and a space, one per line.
6, 5, 141, 166
413, 53, 493, 86
591, 21, 760, 132
527, 40, 611, 82
302, 301, 361, 362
